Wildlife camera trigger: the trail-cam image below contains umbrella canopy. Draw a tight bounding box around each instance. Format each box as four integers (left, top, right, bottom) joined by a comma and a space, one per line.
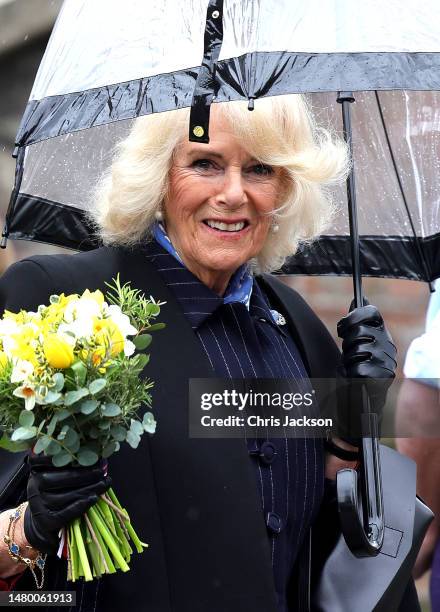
3, 0, 440, 281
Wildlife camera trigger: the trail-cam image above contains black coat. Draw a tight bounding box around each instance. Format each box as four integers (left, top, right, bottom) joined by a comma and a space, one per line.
0, 245, 341, 612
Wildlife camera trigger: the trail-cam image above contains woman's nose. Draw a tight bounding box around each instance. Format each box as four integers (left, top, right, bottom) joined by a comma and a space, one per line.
218, 169, 247, 207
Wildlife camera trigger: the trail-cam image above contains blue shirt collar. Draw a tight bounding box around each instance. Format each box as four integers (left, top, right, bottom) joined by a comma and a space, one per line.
153, 221, 254, 310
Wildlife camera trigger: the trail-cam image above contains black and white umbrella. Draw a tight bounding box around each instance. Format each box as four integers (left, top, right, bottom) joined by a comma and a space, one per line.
2, 0, 439, 570
3, 0, 439, 282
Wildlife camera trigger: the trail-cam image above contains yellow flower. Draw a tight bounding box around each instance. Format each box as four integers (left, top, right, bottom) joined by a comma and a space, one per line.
94, 319, 124, 357
43, 335, 75, 369
12, 341, 38, 367
81, 289, 105, 305
0, 351, 8, 372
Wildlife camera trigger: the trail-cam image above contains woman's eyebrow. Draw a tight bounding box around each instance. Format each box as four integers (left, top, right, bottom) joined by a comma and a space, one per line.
187, 149, 224, 160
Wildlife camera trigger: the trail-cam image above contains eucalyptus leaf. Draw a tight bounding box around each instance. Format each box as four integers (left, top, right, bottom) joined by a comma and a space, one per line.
65, 388, 90, 406
102, 441, 117, 458
56, 409, 71, 421
88, 427, 100, 439
145, 322, 165, 332
98, 420, 111, 430
11, 426, 37, 441
65, 437, 80, 454
126, 430, 140, 449
142, 412, 157, 434
52, 452, 73, 467
45, 440, 62, 456
52, 373, 65, 392
19, 410, 34, 428
80, 399, 99, 415
89, 379, 107, 395
136, 354, 149, 369
37, 420, 46, 434
77, 448, 99, 466
102, 403, 121, 417
146, 304, 161, 317
110, 425, 126, 442
57, 425, 70, 441
44, 391, 62, 404
133, 334, 152, 350
47, 414, 58, 436
34, 436, 51, 454
130, 419, 144, 436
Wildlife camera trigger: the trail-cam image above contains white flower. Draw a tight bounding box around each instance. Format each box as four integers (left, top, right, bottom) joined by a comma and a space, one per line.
2, 336, 17, 358
58, 319, 93, 342
64, 297, 102, 324
124, 339, 136, 357
11, 360, 34, 383
0, 318, 20, 337
13, 384, 36, 411
108, 305, 138, 337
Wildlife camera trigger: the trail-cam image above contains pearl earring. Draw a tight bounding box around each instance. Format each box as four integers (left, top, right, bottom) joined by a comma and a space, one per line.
154, 210, 164, 222
271, 222, 279, 234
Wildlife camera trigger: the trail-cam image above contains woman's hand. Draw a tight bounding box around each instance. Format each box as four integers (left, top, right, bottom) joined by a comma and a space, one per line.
336, 302, 397, 437
24, 455, 112, 555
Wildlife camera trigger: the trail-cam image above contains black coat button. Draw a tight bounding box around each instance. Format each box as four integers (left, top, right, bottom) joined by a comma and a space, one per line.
266, 512, 283, 534
259, 441, 277, 464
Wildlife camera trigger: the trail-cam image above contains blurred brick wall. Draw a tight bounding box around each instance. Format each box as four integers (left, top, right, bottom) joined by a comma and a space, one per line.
282, 275, 431, 373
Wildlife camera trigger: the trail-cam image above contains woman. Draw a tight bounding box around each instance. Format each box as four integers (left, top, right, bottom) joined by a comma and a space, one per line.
0, 95, 401, 611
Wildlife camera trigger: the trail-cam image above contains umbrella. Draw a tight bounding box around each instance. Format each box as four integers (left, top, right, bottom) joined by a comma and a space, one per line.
2, 0, 439, 581
2, 0, 439, 282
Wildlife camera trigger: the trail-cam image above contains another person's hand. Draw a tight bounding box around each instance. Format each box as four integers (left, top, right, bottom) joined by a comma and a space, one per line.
336, 302, 397, 437
24, 454, 112, 555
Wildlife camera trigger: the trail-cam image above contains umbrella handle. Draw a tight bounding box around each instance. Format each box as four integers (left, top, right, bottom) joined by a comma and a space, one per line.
336, 92, 385, 557
336, 398, 385, 557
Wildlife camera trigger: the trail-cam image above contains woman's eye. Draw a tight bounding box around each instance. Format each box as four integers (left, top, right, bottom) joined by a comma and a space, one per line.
192, 159, 215, 171
249, 164, 274, 176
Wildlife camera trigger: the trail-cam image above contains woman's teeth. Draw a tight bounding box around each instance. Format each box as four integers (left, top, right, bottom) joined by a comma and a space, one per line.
205, 220, 246, 232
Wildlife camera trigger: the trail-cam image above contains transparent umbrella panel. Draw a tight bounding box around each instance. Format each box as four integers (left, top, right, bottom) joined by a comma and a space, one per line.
12, 90, 440, 279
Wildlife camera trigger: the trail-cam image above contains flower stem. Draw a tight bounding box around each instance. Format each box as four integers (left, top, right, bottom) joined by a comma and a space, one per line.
88, 506, 130, 572
73, 518, 93, 581
84, 513, 109, 574
106, 488, 147, 553
86, 509, 116, 574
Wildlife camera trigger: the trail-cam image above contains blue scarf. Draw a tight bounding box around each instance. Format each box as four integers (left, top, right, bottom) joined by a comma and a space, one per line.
152, 221, 284, 325
153, 222, 253, 309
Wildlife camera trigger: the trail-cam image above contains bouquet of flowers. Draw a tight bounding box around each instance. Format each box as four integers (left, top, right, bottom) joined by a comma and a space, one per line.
0, 276, 165, 582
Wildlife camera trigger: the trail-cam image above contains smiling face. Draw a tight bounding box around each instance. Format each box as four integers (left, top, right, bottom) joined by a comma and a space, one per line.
163, 111, 285, 295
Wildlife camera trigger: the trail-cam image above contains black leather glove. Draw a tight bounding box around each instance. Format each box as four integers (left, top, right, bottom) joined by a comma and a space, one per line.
24, 454, 112, 555
336, 302, 397, 441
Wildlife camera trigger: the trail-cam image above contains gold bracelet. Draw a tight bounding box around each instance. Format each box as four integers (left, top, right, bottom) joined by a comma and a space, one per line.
3, 502, 47, 590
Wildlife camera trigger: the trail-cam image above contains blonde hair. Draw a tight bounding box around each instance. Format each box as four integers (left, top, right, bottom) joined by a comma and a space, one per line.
89, 95, 349, 273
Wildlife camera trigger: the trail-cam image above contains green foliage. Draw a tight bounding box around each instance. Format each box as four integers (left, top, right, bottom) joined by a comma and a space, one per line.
78, 448, 99, 466
105, 274, 166, 332
133, 334, 152, 350
19, 410, 34, 428
89, 379, 107, 395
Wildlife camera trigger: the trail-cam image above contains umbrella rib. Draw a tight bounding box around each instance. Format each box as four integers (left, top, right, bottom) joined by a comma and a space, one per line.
374, 91, 432, 284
